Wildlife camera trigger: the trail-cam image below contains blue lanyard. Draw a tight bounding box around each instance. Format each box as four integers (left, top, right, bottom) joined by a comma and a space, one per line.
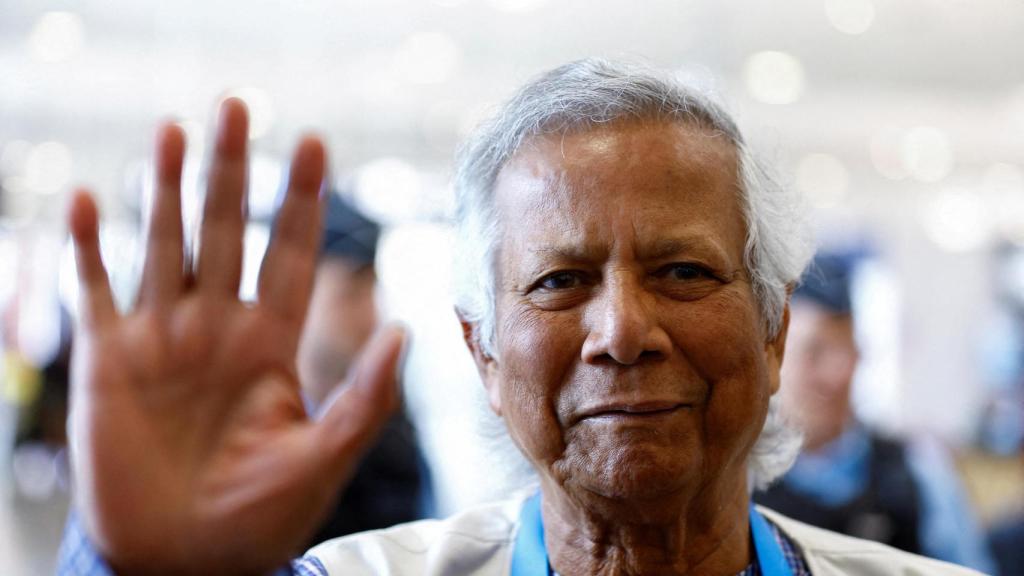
749, 505, 795, 576
510, 493, 548, 576
510, 494, 793, 576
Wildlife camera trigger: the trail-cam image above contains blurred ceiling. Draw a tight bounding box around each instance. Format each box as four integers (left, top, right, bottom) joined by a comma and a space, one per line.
1, 0, 1022, 445
0, 0, 1022, 229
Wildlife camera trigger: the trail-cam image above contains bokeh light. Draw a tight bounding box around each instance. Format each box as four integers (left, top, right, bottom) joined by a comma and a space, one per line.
24, 142, 72, 194
796, 152, 850, 206
354, 157, 422, 223
12, 445, 59, 501
923, 188, 992, 253
394, 32, 461, 85
743, 51, 805, 105
1, 140, 32, 176
901, 125, 953, 183
869, 126, 910, 180
29, 11, 84, 63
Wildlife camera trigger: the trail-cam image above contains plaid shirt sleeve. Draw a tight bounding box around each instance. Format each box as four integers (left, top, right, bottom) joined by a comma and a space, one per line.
57, 512, 329, 576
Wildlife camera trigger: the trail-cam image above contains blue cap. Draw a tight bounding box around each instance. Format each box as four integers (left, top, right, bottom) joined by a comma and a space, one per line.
318, 191, 380, 267
794, 254, 854, 315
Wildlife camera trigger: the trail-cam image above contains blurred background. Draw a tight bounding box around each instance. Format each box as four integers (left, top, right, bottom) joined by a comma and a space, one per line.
2, 0, 1023, 573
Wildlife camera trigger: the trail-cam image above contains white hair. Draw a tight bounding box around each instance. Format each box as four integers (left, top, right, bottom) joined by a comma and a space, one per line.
453, 58, 813, 490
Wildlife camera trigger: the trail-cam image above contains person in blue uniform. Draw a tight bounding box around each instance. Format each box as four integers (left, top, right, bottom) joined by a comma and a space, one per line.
754, 255, 995, 573
990, 510, 1024, 575
295, 191, 430, 547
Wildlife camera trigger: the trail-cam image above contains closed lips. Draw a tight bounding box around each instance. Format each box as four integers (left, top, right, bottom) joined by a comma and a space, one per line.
578, 401, 691, 421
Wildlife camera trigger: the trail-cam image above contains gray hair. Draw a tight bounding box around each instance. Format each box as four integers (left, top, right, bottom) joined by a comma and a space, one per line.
453, 58, 812, 490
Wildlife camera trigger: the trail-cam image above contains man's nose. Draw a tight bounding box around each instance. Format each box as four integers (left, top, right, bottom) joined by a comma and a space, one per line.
581, 276, 672, 365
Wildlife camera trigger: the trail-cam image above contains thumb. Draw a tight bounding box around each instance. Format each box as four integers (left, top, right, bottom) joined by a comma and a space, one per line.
313, 324, 409, 477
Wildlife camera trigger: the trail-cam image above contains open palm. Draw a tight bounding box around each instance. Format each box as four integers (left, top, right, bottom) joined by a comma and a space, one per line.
68, 100, 405, 575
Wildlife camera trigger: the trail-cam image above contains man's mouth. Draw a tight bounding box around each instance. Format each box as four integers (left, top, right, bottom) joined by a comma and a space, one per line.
579, 401, 690, 422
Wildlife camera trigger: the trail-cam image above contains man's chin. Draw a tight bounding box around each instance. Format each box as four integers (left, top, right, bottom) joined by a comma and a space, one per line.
567, 475, 698, 524
563, 452, 697, 502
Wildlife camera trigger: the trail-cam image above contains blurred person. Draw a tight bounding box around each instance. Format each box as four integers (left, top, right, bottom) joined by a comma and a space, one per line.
978, 242, 1024, 457
755, 255, 996, 573
988, 450, 1024, 576
10, 306, 72, 449
1, 235, 73, 499
985, 245, 1024, 575
295, 190, 429, 545
57, 61, 983, 575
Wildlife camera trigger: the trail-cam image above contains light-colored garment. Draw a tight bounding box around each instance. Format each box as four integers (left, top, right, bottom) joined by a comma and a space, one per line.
308, 496, 986, 575
758, 508, 987, 576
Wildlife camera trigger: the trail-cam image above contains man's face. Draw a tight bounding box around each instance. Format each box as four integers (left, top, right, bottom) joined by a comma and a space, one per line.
778, 300, 857, 451
475, 121, 786, 511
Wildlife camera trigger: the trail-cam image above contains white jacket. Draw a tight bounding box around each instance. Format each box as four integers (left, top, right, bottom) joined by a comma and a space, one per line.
308, 497, 986, 575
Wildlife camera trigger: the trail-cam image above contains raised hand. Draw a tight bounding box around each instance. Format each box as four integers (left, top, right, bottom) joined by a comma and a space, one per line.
67, 99, 406, 575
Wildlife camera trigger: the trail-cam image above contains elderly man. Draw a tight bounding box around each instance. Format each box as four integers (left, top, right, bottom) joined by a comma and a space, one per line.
60, 60, 979, 575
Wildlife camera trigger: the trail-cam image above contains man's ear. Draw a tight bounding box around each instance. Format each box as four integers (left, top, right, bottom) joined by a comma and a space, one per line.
455, 308, 503, 416
764, 295, 791, 396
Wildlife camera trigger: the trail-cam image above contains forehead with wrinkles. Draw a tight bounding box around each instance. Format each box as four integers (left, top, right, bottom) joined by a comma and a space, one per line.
490, 120, 745, 274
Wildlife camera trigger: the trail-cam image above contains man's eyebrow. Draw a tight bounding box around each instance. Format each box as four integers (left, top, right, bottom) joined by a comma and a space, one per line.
527, 245, 596, 260
644, 237, 726, 260
525, 237, 729, 263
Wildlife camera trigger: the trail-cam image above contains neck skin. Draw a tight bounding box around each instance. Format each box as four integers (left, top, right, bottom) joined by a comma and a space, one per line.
801, 411, 853, 453
540, 477, 753, 576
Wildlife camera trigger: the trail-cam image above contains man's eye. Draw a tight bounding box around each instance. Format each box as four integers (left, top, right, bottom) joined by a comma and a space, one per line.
660, 263, 710, 281
538, 271, 583, 290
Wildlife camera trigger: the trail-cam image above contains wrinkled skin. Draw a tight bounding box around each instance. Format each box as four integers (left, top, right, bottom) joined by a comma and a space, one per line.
461, 121, 789, 575
68, 100, 405, 575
